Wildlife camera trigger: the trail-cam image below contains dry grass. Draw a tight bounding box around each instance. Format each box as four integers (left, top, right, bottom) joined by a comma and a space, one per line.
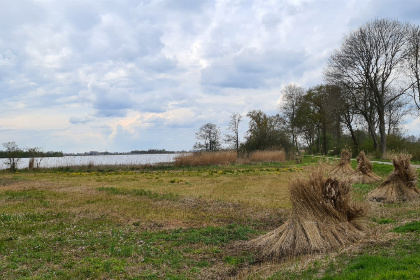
174, 151, 237, 166
330, 149, 356, 177
2, 167, 296, 224
248, 166, 365, 261
174, 150, 287, 167
368, 153, 419, 202
353, 151, 382, 183
248, 150, 286, 163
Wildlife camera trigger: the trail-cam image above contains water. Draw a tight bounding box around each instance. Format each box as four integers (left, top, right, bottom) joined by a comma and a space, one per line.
0, 154, 182, 170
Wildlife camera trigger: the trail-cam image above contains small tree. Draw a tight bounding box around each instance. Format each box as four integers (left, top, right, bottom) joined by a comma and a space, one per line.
3, 142, 23, 172
224, 113, 242, 155
279, 84, 305, 155
194, 123, 221, 152
27, 147, 44, 170
243, 110, 292, 153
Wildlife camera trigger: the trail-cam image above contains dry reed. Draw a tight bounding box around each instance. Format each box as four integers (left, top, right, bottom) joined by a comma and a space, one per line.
368, 154, 419, 203
28, 158, 35, 170
249, 166, 365, 261
249, 150, 286, 163
330, 149, 356, 176
174, 151, 237, 166
353, 151, 382, 183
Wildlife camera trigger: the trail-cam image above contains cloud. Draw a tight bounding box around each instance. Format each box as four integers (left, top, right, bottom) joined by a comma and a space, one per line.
69, 116, 94, 125
201, 48, 307, 90
0, 0, 419, 152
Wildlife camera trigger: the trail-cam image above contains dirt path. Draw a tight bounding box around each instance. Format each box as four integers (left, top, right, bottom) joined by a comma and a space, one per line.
312, 156, 420, 169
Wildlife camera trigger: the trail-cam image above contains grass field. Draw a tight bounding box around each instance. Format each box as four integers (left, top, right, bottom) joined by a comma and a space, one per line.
0, 157, 419, 279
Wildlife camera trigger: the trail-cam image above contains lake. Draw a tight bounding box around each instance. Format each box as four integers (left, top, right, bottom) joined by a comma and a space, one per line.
0, 154, 183, 170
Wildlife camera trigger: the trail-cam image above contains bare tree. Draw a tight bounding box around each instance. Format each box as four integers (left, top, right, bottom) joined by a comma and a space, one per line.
326, 19, 411, 158
385, 91, 412, 135
27, 147, 44, 170
407, 25, 420, 109
351, 86, 379, 150
224, 113, 242, 154
194, 123, 221, 152
3, 142, 23, 172
279, 84, 305, 154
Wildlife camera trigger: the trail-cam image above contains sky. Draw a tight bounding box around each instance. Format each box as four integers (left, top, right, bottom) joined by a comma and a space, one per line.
1, 0, 420, 153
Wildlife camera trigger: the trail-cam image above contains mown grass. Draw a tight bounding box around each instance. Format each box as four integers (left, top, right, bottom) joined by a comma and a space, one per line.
0, 156, 418, 279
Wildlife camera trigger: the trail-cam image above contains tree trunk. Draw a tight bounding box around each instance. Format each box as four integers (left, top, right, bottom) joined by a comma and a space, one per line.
323, 125, 327, 155
347, 122, 359, 154
363, 113, 378, 150
378, 109, 387, 159
317, 126, 321, 154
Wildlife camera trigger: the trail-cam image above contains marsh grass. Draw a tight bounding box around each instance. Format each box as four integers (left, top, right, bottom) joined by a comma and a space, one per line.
174, 151, 237, 166
248, 150, 286, 163
174, 150, 286, 167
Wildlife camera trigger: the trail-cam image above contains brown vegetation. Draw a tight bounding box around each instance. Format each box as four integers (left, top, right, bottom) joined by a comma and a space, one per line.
353, 151, 382, 183
249, 150, 286, 163
248, 167, 365, 261
368, 154, 419, 203
330, 149, 356, 176
174, 151, 237, 166
174, 150, 286, 166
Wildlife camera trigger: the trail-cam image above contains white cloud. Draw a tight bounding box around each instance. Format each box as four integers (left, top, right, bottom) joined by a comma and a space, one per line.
0, 0, 419, 152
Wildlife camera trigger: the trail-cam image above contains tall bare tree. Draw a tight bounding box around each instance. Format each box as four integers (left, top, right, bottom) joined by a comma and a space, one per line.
224, 113, 242, 154
384, 90, 412, 135
279, 84, 305, 154
326, 19, 411, 158
407, 25, 420, 109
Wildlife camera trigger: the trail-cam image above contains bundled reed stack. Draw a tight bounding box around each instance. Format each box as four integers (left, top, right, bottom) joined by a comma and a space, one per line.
368, 154, 419, 202
354, 151, 382, 183
249, 167, 365, 261
330, 149, 356, 176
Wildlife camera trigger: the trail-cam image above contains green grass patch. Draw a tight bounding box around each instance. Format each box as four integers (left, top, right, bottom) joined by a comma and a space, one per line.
269, 233, 420, 280
393, 221, 420, 233
1, 189, 46, 201
0, 206, 258, 279
97, 186, 179, 201
142, 223, 257, 246
377, 218, 395, 224
371, 162, 394, 177
351, 183, 376, 201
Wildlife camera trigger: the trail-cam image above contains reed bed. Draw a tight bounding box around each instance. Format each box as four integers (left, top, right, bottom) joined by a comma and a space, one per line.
249, 150, 286, 163
174, 151, 237, 166
174, 150, 287, 166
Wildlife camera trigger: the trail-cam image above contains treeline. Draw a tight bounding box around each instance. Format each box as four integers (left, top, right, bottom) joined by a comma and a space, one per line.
130, 149, 176, 154
194, 18, 420, 160
0, 142, 63, 172
0, 142, 63, 159
0, 150, 63, 158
